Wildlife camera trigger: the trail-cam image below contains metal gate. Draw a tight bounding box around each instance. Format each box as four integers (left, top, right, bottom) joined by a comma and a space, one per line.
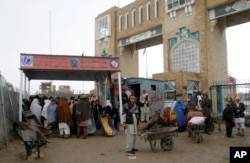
209, 81, 250, 114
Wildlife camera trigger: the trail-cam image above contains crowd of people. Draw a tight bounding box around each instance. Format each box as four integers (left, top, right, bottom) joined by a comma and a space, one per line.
22, 94, 119, 139
22, 89, 247, 156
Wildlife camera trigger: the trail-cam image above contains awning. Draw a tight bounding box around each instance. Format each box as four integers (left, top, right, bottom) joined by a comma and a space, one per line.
19, 53, 123, 122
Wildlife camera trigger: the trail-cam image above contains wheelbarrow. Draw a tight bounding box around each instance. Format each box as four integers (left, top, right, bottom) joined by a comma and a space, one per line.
18, 129, 47, 160
140, 127, 178, 152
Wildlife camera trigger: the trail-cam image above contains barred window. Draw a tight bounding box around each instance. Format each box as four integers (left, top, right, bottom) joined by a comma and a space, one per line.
118, 15, 122, 32
132, 9, 136, 27
139, 5, 143, 24
95, 15, 111, 40
125, 12, 129, 29
172, 40, 200, 73
155, 0, 159, 18
166, 0, 193, 11
146, 2, 151, 21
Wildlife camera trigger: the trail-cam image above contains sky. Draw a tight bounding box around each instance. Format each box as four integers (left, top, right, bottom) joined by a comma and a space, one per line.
0, 0, 249, 95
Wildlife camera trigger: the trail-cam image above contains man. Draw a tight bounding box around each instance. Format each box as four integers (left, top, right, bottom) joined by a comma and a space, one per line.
122, 94, 139, 156
30, 95, 42, 124
222, 102, 234, 138
201, 93, 212, 134
76, 96, 91, 139
140, 90, 150, 123
232, 96, 245, 136
57, 96, 72, 139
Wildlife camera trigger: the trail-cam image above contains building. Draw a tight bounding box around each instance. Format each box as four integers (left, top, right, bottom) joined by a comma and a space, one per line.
95, 0, 250, 99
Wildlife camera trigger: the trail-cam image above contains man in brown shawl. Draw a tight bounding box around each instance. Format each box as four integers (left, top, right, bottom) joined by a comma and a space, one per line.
57, 96, 72, 139
76, 96, 91, 139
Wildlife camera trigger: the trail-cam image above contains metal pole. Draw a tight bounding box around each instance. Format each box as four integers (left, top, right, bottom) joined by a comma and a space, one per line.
7, 84, 16, 121
0, 76, 8, 146
19, 70, 23, 121
145, 48, 148, 78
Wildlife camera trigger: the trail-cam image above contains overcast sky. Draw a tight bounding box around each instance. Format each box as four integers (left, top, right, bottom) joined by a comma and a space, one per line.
0, 0, 249, 95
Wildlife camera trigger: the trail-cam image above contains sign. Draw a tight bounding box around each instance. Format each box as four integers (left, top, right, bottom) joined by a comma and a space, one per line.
20, 54, 120, 71
230, 147, 250, 163
119, 26, 162, 47
209, 0, 250, 20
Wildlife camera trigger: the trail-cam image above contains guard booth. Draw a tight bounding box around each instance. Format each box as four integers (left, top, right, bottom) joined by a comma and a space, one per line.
118, 77, 177, 117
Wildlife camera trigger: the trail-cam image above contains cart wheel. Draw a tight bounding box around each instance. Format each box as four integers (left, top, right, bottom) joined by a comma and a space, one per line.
149, 140, 157, 152
160, 137, 174, 151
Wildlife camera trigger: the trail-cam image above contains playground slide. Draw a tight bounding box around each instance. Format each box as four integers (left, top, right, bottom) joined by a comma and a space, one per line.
100, 114, 116, 136
88, 114, 96, 134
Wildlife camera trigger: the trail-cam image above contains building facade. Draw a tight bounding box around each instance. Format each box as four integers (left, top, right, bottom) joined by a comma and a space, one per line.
95, 0, 250, 99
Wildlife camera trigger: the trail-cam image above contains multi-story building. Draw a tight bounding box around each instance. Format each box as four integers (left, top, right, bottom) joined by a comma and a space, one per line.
95, 0, 250, 99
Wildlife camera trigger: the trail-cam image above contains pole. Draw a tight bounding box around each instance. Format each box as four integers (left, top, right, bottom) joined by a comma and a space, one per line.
145, 48, 148, 78
118, 72, 123, 123
49, 10, 52, 54
19, 70, 23, 121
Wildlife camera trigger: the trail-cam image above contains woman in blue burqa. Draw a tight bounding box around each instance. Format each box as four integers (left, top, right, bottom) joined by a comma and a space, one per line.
175, 97, 187, 132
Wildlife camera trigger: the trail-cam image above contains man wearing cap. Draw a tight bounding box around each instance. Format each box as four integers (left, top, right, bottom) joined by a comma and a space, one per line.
232, 96, 246, 136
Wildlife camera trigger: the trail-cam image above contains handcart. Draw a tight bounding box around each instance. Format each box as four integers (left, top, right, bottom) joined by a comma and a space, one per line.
18, 129, 47, 160
187, 111, 206, 144
187, 124, 205, 144
140, 126, 178, 152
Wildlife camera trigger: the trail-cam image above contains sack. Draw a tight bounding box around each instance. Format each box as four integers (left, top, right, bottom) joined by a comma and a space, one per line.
188, 116, 206, 125
126, 112, 134, 124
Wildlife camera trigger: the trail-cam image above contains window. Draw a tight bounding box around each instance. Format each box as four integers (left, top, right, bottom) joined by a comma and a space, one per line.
166, 0, 193, 11
125, 12, 129, 29
186, 80, 200, 98
119, 15, 122, 32
132, 9, 136, 27
155, 0, 159, 18
164, 81, 176, 100
146, 2, 151, 21
139, 5, 143, 24
151, 85, 156, 91
95, 15, 111, 40
172, 40, 200, 73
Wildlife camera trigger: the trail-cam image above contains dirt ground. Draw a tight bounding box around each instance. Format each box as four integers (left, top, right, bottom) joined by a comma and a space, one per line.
0, 124, 250, 163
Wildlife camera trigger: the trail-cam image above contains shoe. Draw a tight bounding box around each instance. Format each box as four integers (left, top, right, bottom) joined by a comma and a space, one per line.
77, 135, 80, 138
239, 133, 244, 136
126, 150, 135, 156
83, 135, 87, 139
132, 148, 139, 152
236, 133, 241, 136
